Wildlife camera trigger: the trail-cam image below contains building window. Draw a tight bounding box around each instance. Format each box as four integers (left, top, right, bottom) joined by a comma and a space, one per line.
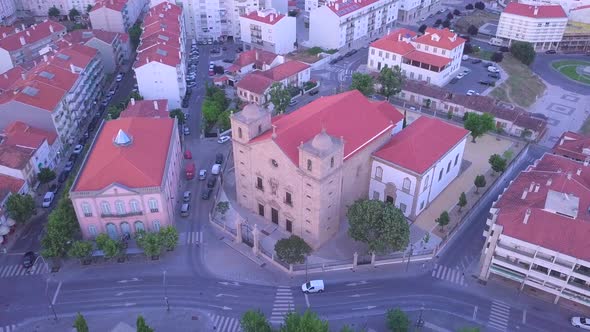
447, 160, 451, 173
402, 178, 411, 192
134, 221, 145, 232
330, 157, 334, 168
256, 177, 264, 190
420, 201, 425, 210
100, 201, 111, 215
307, 159, 312, 171
88, 225, 97, 237
148, 199, 159, 213
115, 200, 125, 215
399, 203, 407, 213
286, 219, 293, 233
153, 220, 161, 232
375, 166, 383, 181
271, 159, 278, 167
238, 127, 242, 138
439, 169, 443, 181
454, 154, 459, 166
258, 124, 262, 134
285, 192, 292, 206
82, 202, 92, 217
130, 200, 140, 212
373, 191, 380, 200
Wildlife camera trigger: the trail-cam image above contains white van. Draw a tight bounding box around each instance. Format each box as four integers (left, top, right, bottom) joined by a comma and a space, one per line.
301, 280, 324, 294
487, 66, 499, 73
211, 163, 221, 175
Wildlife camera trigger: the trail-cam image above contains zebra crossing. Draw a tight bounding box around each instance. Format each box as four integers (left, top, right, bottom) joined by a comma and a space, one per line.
431, 264, 466, 286
0, 263, 46, 278
208, 313, 241, 332
0, 325, 17, 332
487, 300, 511, 331
180, 231, 202, 245
269, 286, 295, 325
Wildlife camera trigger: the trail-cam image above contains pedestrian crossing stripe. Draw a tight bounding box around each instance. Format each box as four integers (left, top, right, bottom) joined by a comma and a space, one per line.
431, 264, 465, 286
180, 231, 202, 245
270, 286, 294, 325
0, 263, 45, 278
209, 313, 241, 332
487, 301, 510, 331
0, 324, 18, 332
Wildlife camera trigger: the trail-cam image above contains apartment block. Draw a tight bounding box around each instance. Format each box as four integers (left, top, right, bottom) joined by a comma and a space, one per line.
240, 9, 296, 55
397, 0, 441, 23
0, 0, 17, 25
60, 29, 130, 74
89, 0, 148, 33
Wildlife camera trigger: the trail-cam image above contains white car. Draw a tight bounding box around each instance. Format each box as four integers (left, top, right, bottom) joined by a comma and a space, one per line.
301, 280, 324, 294
456, 73, 465, 79
487, 66, 499, 73
462, 69, 470, 76
462, 55, 469, 61
116, 73, 123, 82
72, 144, 83, 154
199, 169, 207, 180
217, 135, 230, 144
42, 192, 55, 208
571, 317, 590, 330
466, 90, 476, 96
183, 126, 190, 135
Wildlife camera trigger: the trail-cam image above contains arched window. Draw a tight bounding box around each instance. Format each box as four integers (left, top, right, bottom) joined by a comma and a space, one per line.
100, 201, 111, 215
446, 160, 452, 173
106, 223, 118, 239
148, 199, 159, 212
238, 127, 243, 139
81, 202, 92, 217
130, 200, 140, 213
402, 178, 411, 191
120, 222, 131, 235
134, 221, 145, 232
307, 159, 312, 171
375, 166, 383, 181
153, 220, 161, 232
115, 200, 125, 215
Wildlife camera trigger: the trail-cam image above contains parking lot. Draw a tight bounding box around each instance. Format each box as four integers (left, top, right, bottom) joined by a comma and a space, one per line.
444, 57, 501, 96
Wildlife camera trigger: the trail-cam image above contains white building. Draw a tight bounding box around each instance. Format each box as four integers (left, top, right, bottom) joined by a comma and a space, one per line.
367, 28, 465, 86
519, 0, 589, 13
568, 3, 590, 24
67, 0, 96, 12
89, 0, 148, 33
369, 116, 468, 219
478, 153, 590, 309
0, 0, 17, 25
308, 0, 399, 50
134, 2, 186, 109
496, 3, 568, 50
239, 9, 296, 55
16, 0, 67, 18
397, 0, 441, 23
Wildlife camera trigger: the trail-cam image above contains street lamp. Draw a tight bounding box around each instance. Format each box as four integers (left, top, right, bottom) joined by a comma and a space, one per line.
163, 270, 170, 312
405, 243, 414, 272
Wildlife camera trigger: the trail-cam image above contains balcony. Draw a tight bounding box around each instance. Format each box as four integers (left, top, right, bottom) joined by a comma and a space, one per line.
492, 255, 530, 275
101, 211, 144, 218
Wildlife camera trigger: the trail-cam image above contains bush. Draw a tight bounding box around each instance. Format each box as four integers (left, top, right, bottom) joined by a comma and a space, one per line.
442, 19, 451, 28
467, 25, 478, 36
510, 41, 535, 65
446, 12, 454, 20
435, 19, 442, 26
303, 81, 317, 91
465, 3, 474, 9
463, 43, 473, 54
307, 47, 323, 55
453, 9, 461, 15
474, 1, 485, 9
491, 52, 503, 63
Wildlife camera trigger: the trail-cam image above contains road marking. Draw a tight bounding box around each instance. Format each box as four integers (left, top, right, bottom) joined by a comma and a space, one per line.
348, 293, 375, 298
0, 324, 18, 332
109, 302, 136, 307
209, 304, 232, 310
522, 310, 527, 324
216, 293, 238, 298
209, 313, 241, 332
218, 281, 241, 286
52, 281, 62, 305
473, 306, 478, 320
116, 277, 140, 284
270, 286, 294, 325
345, 281, 368, 286
487, 300, 510, 331
305, 293, 310, 308
352, 305, 376, 310
115, 290, 141, 296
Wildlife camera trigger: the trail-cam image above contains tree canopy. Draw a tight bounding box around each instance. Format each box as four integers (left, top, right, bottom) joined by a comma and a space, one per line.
48, 6, 60, 17
458, 192, 467, 212
136, 315, 154, 332
489, 154, 507, 174
436, 211, 450, 231
159, 226, 179, 251
241, 310, 272, 332
269, 82, 292, 114
474, 174, 486, 193
6, 194, 35, 224
464, 113, 495, 142
347, 199, 410, 254
74, 312, 88, 332
510, 41, 535, 65
129, 23, 142, 49
467, 25, 478, 36
379, 65, 403, 100
275, 235, 312, 265
69, 8, 80, 20
41, 198, 80, 258
386, 308, 410, 332
38, 167, 56, 184
68, 240, 93, 261
280, 310, 329, 332
350, 73, 374, 96
418, 24, 427, 34
169, 108, 186, 126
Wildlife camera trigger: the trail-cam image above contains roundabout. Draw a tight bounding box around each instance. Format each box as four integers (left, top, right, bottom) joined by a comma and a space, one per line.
551, 59, 590, 85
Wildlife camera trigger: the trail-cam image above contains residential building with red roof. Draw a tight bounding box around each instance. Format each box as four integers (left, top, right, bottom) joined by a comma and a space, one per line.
309, 0, 398, 50
70, 116, 182, 240
120, 99, 169, 118
478, 153, 590, 309
368, 28, 465, 86
0, 43, 105, 144
552, 131, 590, 162
230, 90, 404, 247
239, 9, 296, 55
497, 3, 568, 50
370, 116, 469, 219
0, 0, 17, 25
60, 29, 131, 74
230, 49, 283, 76
0, 173, 26, 243
89, 0, 148, 33
0, 21, 66, 74
133, 1, 187, 109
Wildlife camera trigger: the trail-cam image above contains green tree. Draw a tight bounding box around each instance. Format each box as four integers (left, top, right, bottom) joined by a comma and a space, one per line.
488, 154, 507, 174
137, 232, 162, 258
269, 82, 292, 114
340, 326, 355, 332
216, 201, 230, 219
101, 238, 121, 259
418, 24, 427, 34
86, 4, 93, 13
436, 211, 450, 231
211, 88, 229, 110
68, 240, 93, 262
502, 149, 513, 161
41, 199, 79, 258
510, 41, 536, 65
464, 113, 495, 143
347, 199, 410, 254
241, 309, 272, 332
69, 8, 80, 20
458, 192, 467, 212
218, 110, 232, 130
48, 6, 60, 18
521, 129, 532, 139
6, 194, 35, 224
129, 22, 142, 49
457, 328, 480, 332
386, 308, 410, 332
280, 310, 329, 332
491, 51, 503, 63
136, 315, 154, 332
169, 108, 186, 126
202, 99, 222, 125
107, 105, 123, 119
474, 174, 486, 193
37, 167, 56, 184
274, 235, 312, 265
467, 25, 478, 36
95, 233, 110, 249
73, 312, 88, 332
442, 19, 451, 28
350, 73, 374, 96
466, 3, 474, 9
379, 65, 403, 100
158, 226, 179, 251
474, 1, 485, 9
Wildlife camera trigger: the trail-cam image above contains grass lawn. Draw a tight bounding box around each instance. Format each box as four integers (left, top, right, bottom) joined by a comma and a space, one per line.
490, 54, 546, 108
473, 49, 493, 61
551, 60, 590, 85
489, 85, 509, 103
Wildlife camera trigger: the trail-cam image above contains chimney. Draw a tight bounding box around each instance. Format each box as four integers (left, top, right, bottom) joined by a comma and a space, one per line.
270, 14, 274, 22
546, 178, 552, 186
559, 138, 564, 145
146, 56, 150, 64
528, 182, 535, 192
2, 73, 7, 79
19, 36, 25, 46
130, 98, 135, 105
153, 100, 159, 110
523, 209, 531, 224
21, 73, 26, 80
70, 63, 76, 73
49, 25, 54, 33
43, 54, 48, 62
26, 31, 30, 37
255, 51, 259, 61
534, 184, 540, 193
335, 3, 340, 10
577, 168, 582, 176
1, 33, 5, 38
533, 6, 539, 16
521, 190, 528, 200
567, 171, 572, 180
21, 23, 25, 31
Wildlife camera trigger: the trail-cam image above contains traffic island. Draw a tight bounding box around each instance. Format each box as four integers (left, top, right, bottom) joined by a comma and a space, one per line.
550, 60, 590, 85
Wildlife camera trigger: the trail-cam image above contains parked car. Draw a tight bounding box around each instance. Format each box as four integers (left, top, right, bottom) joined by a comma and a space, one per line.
42, 192, 55, 208
309, 89, 319, 96
182, 98, 190, 108
201, 188, 213, 200
571, 317, 590, 330
22, 251, 36, 269
545, 49, 557, 54
488, 73, 500, 79
187, 81, 197, 88
217, 135, 230, 144
199, 169, 207, 180
183, 126, 190, 135
301, 280, 324, 294
183, 191, 192, 202
207, 176, 217, 188
462, 55, 469, 61
215, 153, 224, 164
180, 203, 191, 217
487, 66, 499, 73
531, 113, 548, 120
68, 153, 78, 163
58, 171, 69, 183
289, 99, 298, 106
222, 59, 234, 63
116, 73, 123, 82
471, 58, 482, 64
478, 80, 494, 86
212, 163, 221, 175
184, 150, 193, 159
466, 89, 477, 96
499, 46, 509, 52
64, 161, 74, 172
72, 144, 83, 154
450, 77, 459, 84
344, 49, 358, 57
336, 55, 344, 62
456, 73, 465, 79
329, 58, 338, 65
49, 183, 59, 194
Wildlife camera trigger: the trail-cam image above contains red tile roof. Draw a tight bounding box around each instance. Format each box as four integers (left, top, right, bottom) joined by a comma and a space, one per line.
90, 0, 127, 12
137, 31, 181, 52
325, 0, 381, 17
552, 131, 590, 161
236, 72, 274, 94
414, 28, 465, 50
73, 117, 176, 191
120, 99, 169, 118
374, 117, 469, 174
0, 21, 65, 52
250, 90, 403, 164
234, 49, 278, 68
0, 174, 25, 202
494, 153, 590, 261
0, 145, 34, 169
503, 3, 567, 18
61, 29, 120, 45
134, 44, 181, 68
0, 66, 25, 91
403, 50, 451, 67
2, 121, 58, 147
370, 29, 417, 54
262, 61, 310, 81
242, 10, 286, 25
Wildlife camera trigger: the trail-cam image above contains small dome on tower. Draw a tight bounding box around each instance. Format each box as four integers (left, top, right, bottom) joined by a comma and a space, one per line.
241, 103, 263, 119
113, 129, 132, 146
311, 128, 333, 151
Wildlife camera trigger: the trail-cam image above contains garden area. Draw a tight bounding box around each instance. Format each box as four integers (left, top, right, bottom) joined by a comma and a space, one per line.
551, 60, 590, 85
287, 47, 337, 64
489, 54, 546, 108
454, 8, 499, 34
202, 84, 233, 134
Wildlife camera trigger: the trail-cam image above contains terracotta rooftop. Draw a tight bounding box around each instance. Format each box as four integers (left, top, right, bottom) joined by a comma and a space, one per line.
249, 90, 403, 164
234, 49, 279, 68
242, 9, 286, 25
374, 117, 469, 174
0, 66, 25, 91
493, 153, 590, 261
503, 3, 567, 18
236, 72, 274, 94
0, 174, 25, 203
120, 99, 169, 118
137, 30, 181, 52
134, 44, 181, 69
61, 29, 121, 45
2, 121, 58, 148
0, 21, 65, 52
404, 50, 451, 67
91, 0, 128, 12
552, 131, 590, 161
370, 29, 417, 55
262, 61, 310, 81
414, 28, 465, 50
0, 145, 34, 169
73, 117, 175, 191
325, 0, 381, 17
144, 1, 182, 27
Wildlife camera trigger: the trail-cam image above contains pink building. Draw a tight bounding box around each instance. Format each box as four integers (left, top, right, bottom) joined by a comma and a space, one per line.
70, 117, 182, 239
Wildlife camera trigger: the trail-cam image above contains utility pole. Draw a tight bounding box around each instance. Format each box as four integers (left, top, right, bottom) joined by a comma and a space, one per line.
406, 243, 414, 272
416, 305, 425, 329
163, 270, 170, 312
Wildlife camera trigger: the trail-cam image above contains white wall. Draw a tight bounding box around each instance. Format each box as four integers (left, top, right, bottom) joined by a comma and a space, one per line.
273, 16, 296, 54
497, 13, 568, 44
135, 62, 183, 109
90, 7, 125, 33
309, 6, 340, 49
369, 159, 417, 217
0, 49, 14, 74
427, 137, 466, 202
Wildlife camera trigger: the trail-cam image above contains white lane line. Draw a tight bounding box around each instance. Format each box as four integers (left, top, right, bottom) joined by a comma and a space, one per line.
491, 307, 509, 315
492, 301, 510, 309
305, 293, 310, 308
472, 306, 478, 320
436, 265, 444, 278
489, 311, 508, 321
522, 310, 527, 324
0, 265, 10, 277
52, 281, 62, 305
488, 321, 507, 331
199, 232, 203, 243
